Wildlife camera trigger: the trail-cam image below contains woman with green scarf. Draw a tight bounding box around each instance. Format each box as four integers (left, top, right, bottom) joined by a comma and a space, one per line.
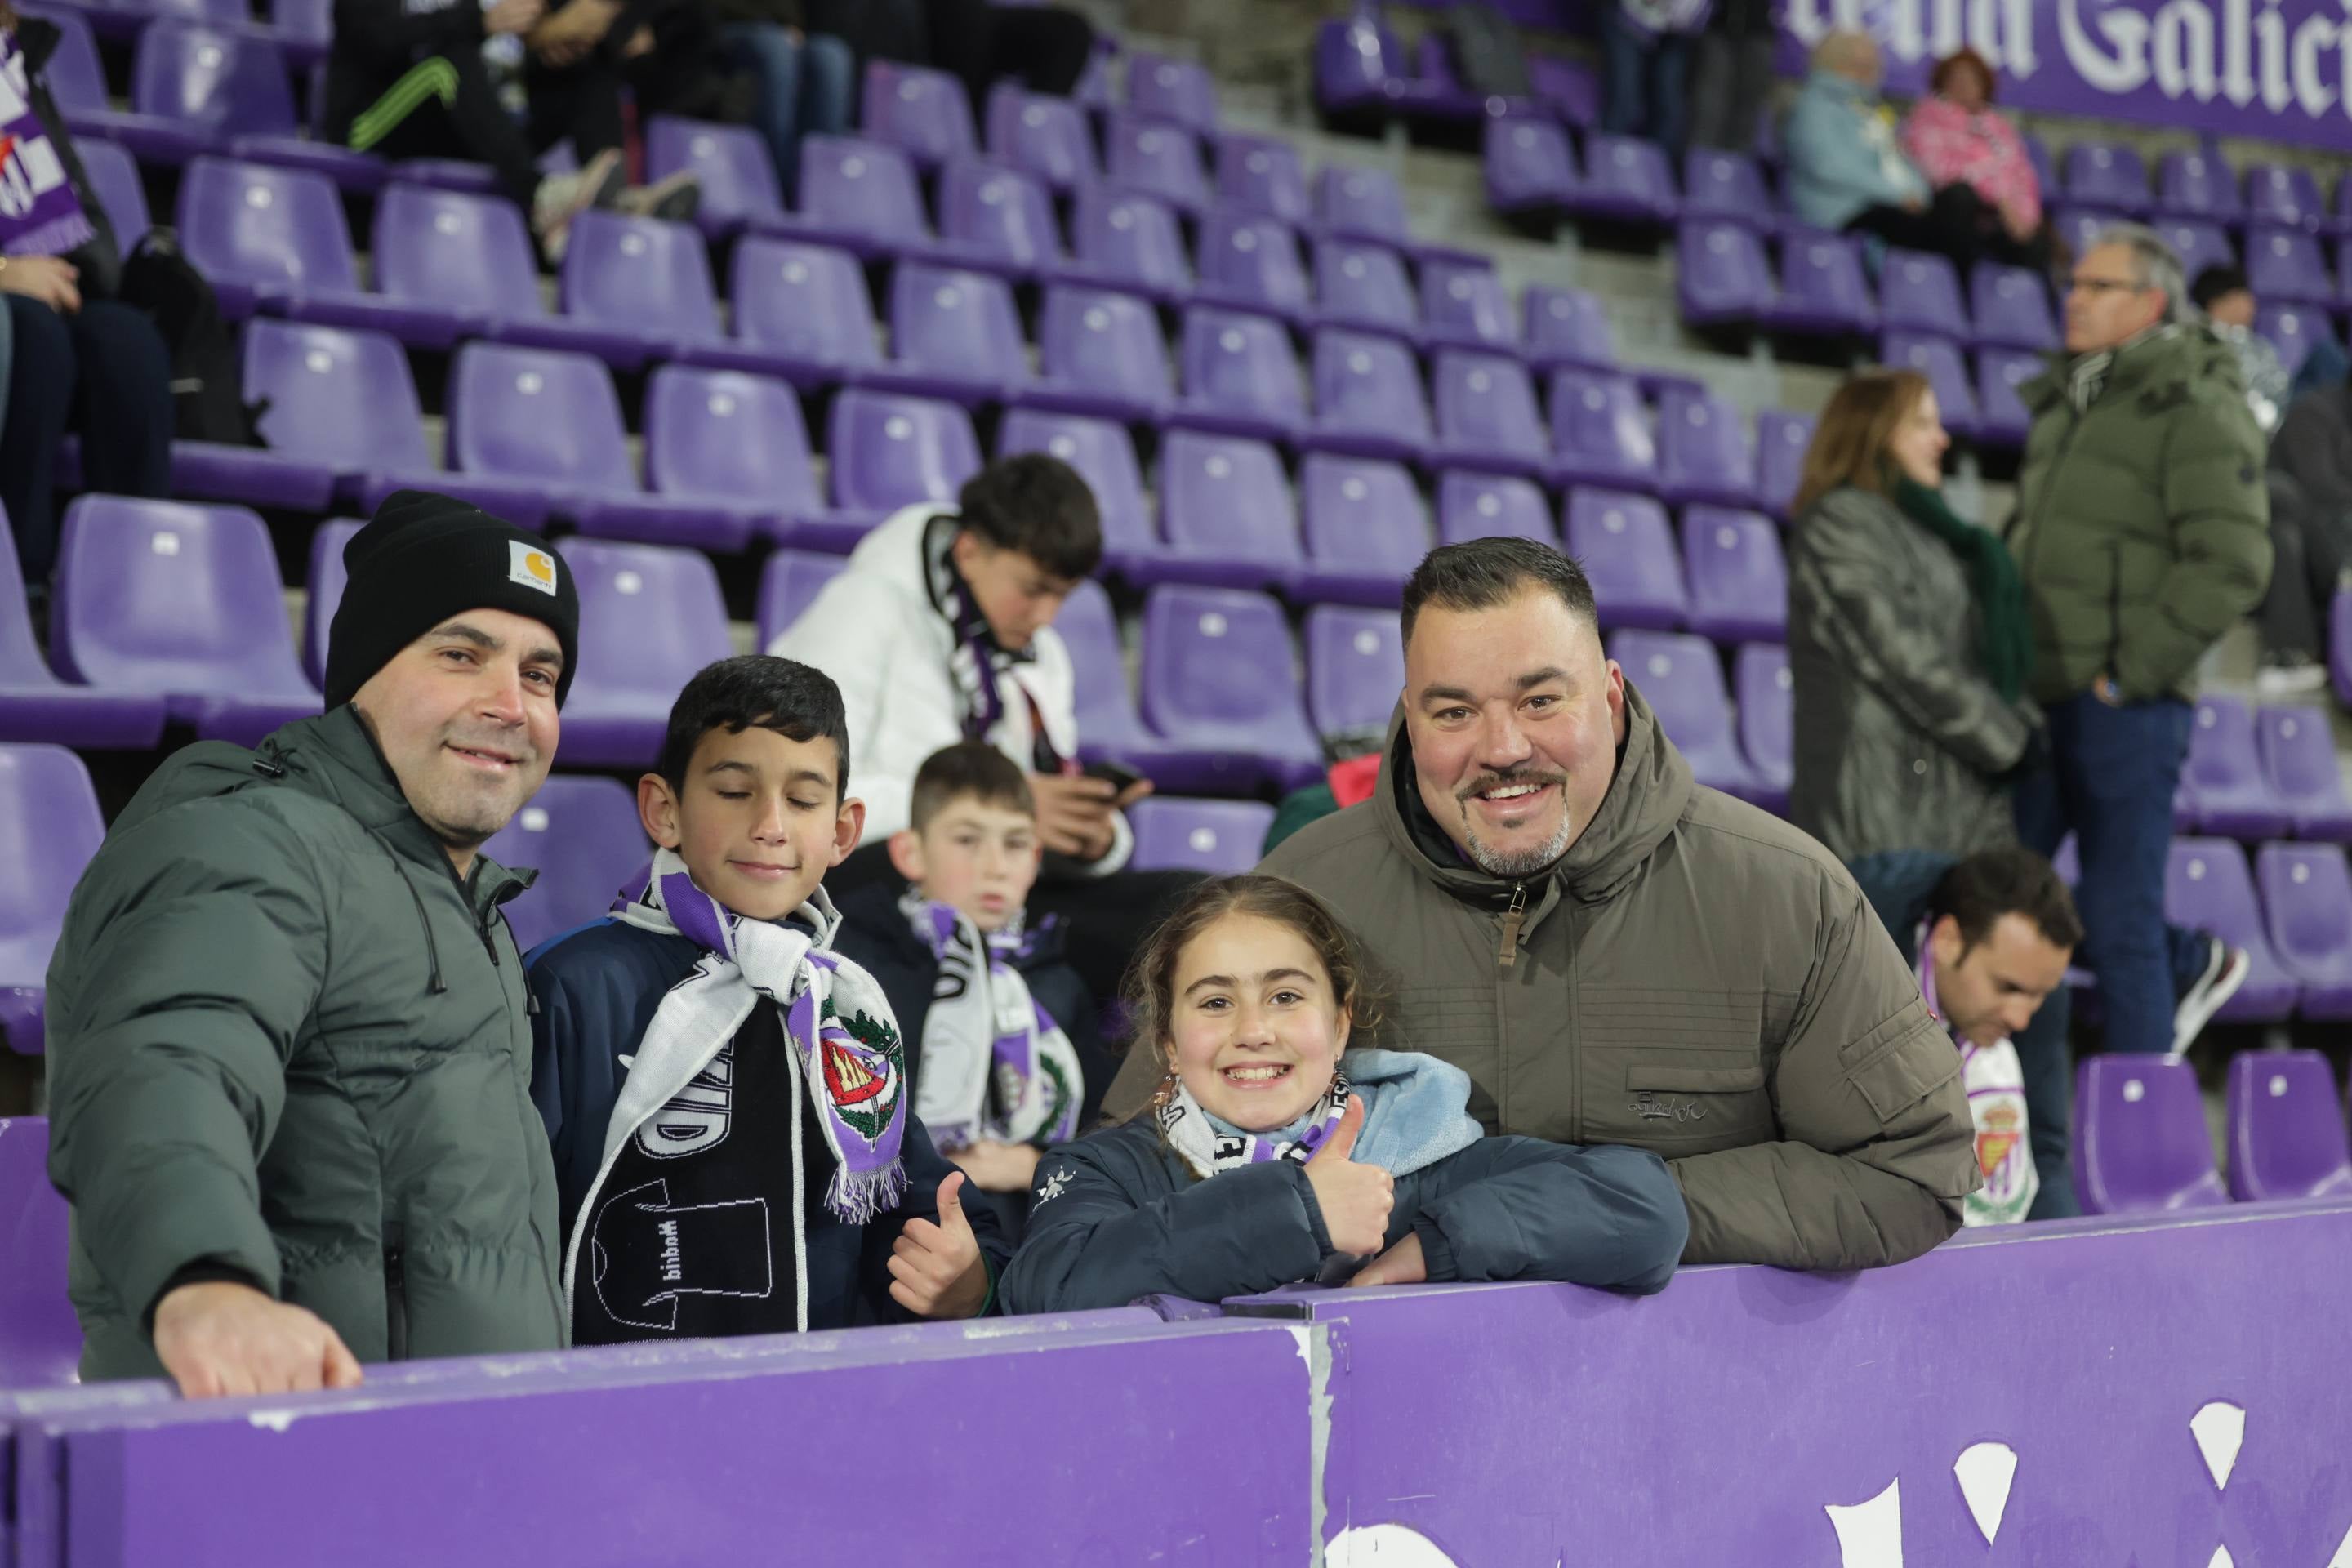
1786, 368, 2041, 863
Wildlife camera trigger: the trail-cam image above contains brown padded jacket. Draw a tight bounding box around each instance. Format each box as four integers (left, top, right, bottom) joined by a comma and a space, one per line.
1103, 683, 1978, 1271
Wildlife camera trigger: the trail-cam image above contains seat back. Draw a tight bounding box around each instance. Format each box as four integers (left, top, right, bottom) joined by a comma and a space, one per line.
2185, 693, 2266, 798
938, 158, 1063, 268
1312, 165, 1409, 244
861, 60, 977, 165
178, 155, 357, 294
2258, 705, 2351, 824
449, 341, 635, 491
1882, 332, 1980, 436
75, 136, 151, 241
1685, 506, 1788, 637
2062, 141, 2149, 211
1196, 210, 1308, 314
1547, 367, 1655, 485
2225, 1049, 2352, 1202
1754, 410, 1815, 518
1969, 262, 2057, 350
134, 20, 296, 136
1522, 284, 1615, 367
1484, 115, 1576, 207
1055, 579, 1152, 751
1735, 642, 1793, 786
826, 390, 981, 514
302, 516, 364, 688
244, 318, 430, 472
2246, 162, 2324, 229
559, 210, 722, 341
2256, 301, 2341, 377
1419, 256, 1516, 347
374, 182, 547, 322
2156, 149, 2241, 220
2151, 218, 2235, 287
1312, 329, 1432, 443
1159, 430, 1299, 564
889, 262, 1027, 381
1138, 586, 1312, 745
2247, 225, 2333, 303
25, 6, 106, 111
1610, 630, 1743, 771
1070, 186, 1191, 292
2254, 843, 2352, 983
1876, 246, 1970, 336
644, 116, 784, 225
1682, 149, 1775, 225
1127, 51, 1218, 133
0, 1117, 82, 1386
2165, 836, 2269, 958
1303, 604, 1404, 742
1102, 113, 1208, 209
1775, 230, 1869, 313
1298, 454, 1429, 581
797, 136, 930, 243
997, 408, 1157, 561
480, 777, 653, 954
1437, 470, 1552, 544
1677, 219, 1775, 318
1179, 307, 1306, 425
2075, 1056, 2230, 1214
643, 365, 821, 515
1566, 488, 1686, 630
755, 550, 849, 650
731, 238, 881, 370
0, 748, 105, 992
1036, 285, 1173, 408
1434, 350, 1547, 466
1216, 134, 1308, 223
985, 83, 1098, 190
1126, 797, 1276, 875
559, 540, 734, 706
1312, 239, 1418, 334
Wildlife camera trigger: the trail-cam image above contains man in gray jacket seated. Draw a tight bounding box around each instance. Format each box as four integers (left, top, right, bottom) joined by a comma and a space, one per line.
1107, 537, 1980, 1270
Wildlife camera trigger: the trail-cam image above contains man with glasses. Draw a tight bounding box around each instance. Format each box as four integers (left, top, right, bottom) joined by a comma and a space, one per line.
2006, 225, 2270, 1056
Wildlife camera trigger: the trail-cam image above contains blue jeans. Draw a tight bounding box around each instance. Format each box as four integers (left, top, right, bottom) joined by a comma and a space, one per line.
2014, 693, 2198, 1054
1599, 11, 1694, 159
721, 24, 853, 202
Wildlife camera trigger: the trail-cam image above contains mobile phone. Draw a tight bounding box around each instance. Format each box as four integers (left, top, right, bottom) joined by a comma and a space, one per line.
1083, 760, 1146, 792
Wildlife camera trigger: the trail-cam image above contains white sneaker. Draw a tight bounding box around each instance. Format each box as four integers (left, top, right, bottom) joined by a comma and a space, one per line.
2254, 657, 2330, 698
532, 147, 626, 261
616, 172, 702, 224
2173, 938, 2250, 1056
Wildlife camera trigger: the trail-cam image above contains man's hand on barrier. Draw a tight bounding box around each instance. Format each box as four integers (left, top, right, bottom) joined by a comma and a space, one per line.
1346, 1231, 1428, 1289
152, 1281, 364, 1400
1305, 1096, 1393, 1258
889, 1171, 991, 1318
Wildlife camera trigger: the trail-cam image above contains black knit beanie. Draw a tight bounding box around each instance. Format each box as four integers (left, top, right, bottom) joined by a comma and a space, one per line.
323, 491, 582, 710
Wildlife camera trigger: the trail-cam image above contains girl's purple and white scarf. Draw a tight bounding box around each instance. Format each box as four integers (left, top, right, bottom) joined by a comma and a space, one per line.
612, 849, 909, 1223
0, 29, 96, 260
1156, 1067, 1354, 1181
904, 895, 1082, 1152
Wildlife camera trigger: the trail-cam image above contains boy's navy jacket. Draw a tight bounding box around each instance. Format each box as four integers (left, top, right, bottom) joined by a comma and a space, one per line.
1000, 1116, 1689, 1314
525, 916, 1011, 1331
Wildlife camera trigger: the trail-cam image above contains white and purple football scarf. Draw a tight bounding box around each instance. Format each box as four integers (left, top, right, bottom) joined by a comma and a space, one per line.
612, 849, 909, 1223
1156, 1067, 1354, 1181
904, 895, 1082, 1152
0, 30, 95, 260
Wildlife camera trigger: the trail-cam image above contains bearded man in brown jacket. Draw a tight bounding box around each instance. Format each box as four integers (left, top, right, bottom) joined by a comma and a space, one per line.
1106, 537, 1977, 1270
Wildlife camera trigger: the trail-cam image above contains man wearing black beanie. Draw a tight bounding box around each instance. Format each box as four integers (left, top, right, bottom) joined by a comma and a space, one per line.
43, 491, 586, 1396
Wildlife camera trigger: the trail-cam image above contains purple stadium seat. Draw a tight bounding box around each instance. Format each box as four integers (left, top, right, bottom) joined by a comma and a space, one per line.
2247, 225, 2333, 305
1055, 579, 1187, 777
1172, 307, 1307, 443
1407, 33, 1507, 124
1103, 113, 1208, 212
1881, 332, 1981, 443
1023, 285, 1173, 425
2150, 218, 2237, 292
481, 777, 653, 953
1195, 209, 1311, 320
1138, 586, 1324, 795
789, 136, 932, 258
1547, 367, 1656, 492
2063, 141, 2150, 215
2246, 162, 2325, 230
1877, 247, 1969, 338
2254, 849, 2352, 1022
0, 749, 105, 1057
824, 390, 982, 532
1735, 641, 1792, 810
369, 184, 580, 355
1067, 185, 1192, 301
1306, 328, 1433, 465
2155, 149, 2242, 224
1608, 630, 1766, 803
1684, 506, 1788, 644
1529, 52, 1598, 127
985, 83, 1098, 193
873, 262, 1029, 405
626, 366, 824, 551
2166, 838, 2298, 1022
51, 496, 322, 744
28, 5, 107, 116
2225, 1049, 2352, 1198
1294, 455, 1431, 608
644, 115, 785, 235
1303, 604, 1405, 742
996, 407, 1162, 573
176, 158, 436, 337
1126, 798, 1277, 875
2257, 705, 2352, 841
0, 506, 167, 750
862, 59, 976, 169
1570, 132, 1677, 226
553, 541, 734, 769
2178, 695, 2292, 840
1753, 410, 1814, 519
2255, 301, 2341, 378
1568, 489, 1686, 630
74, 136, 151, 243
1127, 51, 1218, 134
1433, 349, 1549, 479
1437, 470, 1553, 544
1145, 430, 1301, 593
1312, 238, 1419, 336
1419, 255, 1516, 350
111, 21, 288, 163
1970, 262, 2058, 350
2051, 205, 2129, 271
1311, 165, 1410, 246
302, 516, 363, 687
937, 158, 1065, 278
171, 318, 403, 511
755, 550, 849, 650
1765, 230, 1873, 336
0, 1118, 81, 1381
1682, 149, 1781, 232
725, 237, 883, 390
2074, 1056, 2228, 1214
1655, 386, 1757, 508
1975, 346, 2042, 449
1313, 15, 1405, 125
1521, 284, 1615, 372
1677, 219, 1776, 328
1485, 116, 1577, 220
1217, 134, 1309, 224
550, 209, 727, 369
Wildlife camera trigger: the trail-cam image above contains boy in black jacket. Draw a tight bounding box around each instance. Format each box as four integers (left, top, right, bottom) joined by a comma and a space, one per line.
528, 657, 1007, 1344
834, 743, 1112, 1241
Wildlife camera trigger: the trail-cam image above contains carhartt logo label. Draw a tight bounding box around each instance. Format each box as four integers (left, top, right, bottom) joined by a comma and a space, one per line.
509, 540, 558, 595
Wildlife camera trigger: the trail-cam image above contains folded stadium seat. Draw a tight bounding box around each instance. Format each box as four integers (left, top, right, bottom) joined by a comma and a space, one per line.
534, 208, 742, 373
2154, 149, 2243, 225
0, 1116, 77, 1382
1876, 247, 1970, 340
2176, 695, 2293, 840
171, 318, 405, 511
1016, 284, 1173, 425
822, 389, 982, 545
555, 541, 735, 770
935, 157, 1066, 282
985, 83, 1098, 194
0, 746, 104, 1056
1762, 229, 1874, 337
1974, 347, 2041, 449
1879, 332, 1981, 443
1193, 210, 1312, 323
1102, 113, 1209, 213
1545, 367, 1657, 492
996, 406, 1166, 576
176, 158, 437, 335
1169, 306, 1307, 443
1294, 454, 1432, 608
1138, 586, 1325, 795
67, 135, 151, 241
720, 236, 884, 391
1681, 148, 1784, 234
2225, 1049, 2352, 1199
1437, 470, 1554, 544
644, 116, 786, 239
108, 20, 376, 188
1125, 798, 1278, 875
0, 510, 166, 750
1054, 579, 1205, 780
1753, 410, 1814, 520
617, 365, 831, 552
2074, 1056, 2229, 1215
2154, 214, 2239, 280
2254, 848, 2352, 1022
2165, 838, 2297, 1022
2062, 141, 2150, 216
367, 183, 644, 363
1303, 603, 1405, 742
1138, 430, 1303, 594
1304, 328, 1434, 466
1064, 185, 1194, 303
1312, 238, 1419, 336
2256, 705, 2352, 841
1566, 489, 1686, 630
2245, 162, 2325, 230
1676, 219, 1777, 329
2051, 205, 2129, 270
865, 262, 1031, 407
479, 776, 653, 953
1682, 506, 1787, 644
1969, 262, 2059, 351
1310, 166, 1412, 247
1432, 349, 1550, 480
1418, 255, 1517, 350
28, 6, 115, 126
1607, 630, 1767, 803
1564, 132, 1677, 228
777, 136, 933, 260
862, 59, 977, 171
2247, 225, 2334, 305
1484, 116, 1577, 226
1733, 642, 1792, 813
1126, 50, 1218, 132
51, 496, 323, 745
1655, 386, 1758, 509
1528, 52, 1598, 127
1311, 14, 1405, 127
1216, 134, 1310, 225
2254, 301, 2341, 379
1521, 284, 1616, 373
755, 550, 848, 649
301, 516, 363, 686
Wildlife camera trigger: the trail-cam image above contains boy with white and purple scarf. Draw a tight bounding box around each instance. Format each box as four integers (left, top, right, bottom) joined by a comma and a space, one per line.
527, 657, 1009, 1345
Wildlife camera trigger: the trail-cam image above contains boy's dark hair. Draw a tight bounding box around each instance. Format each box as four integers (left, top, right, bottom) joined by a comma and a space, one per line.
2191, 264, 2252, 311
1400, 537, 1599, 647
655, 655, 851, 799
957, 454, 1103, 582
1927, 846, 2085, 956
909, 742, 1036, 832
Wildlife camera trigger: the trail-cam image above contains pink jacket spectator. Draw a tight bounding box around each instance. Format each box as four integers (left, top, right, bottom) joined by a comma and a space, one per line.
1901, 96, 2042, 229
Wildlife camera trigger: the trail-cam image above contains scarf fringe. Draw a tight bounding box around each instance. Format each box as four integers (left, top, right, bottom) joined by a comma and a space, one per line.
827, 1161, 911, 1227
5, 209, 95, 260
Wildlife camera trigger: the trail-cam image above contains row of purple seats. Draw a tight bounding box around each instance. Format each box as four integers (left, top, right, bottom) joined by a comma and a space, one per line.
1314, 11, 1597, 134
2077, 1049, 2352, 1215
1483, 117, 1677, 229
2058, 205, 2352, 311
2174, 697, 2352, 844
2059, 142, 2352, 236
1609, 632, 1788, 813
2163, 837, 2352, 1023
1677, 220, 1877, 341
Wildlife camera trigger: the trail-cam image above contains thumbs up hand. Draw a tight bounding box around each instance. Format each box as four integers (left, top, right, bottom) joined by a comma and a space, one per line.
1303, 1096, 1394, 1258
890, 1171, 991, 1319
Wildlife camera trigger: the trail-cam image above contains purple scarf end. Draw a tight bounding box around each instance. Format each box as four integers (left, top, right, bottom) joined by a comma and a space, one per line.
826, 1160, 910, 1227
5, 211, 96, 261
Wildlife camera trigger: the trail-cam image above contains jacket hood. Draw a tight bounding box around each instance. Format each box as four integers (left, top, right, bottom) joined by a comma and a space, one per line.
846, 501, 956, 616
1370, 677, 1694, 905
